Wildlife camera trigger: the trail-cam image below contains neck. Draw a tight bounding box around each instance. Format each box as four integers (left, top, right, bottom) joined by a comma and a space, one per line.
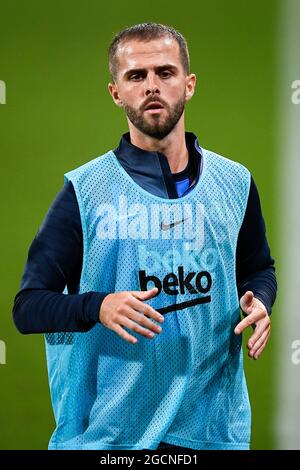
128, 114, 188, 173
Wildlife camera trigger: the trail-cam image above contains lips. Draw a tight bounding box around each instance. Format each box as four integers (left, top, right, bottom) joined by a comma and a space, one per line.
144, 101, 164, 110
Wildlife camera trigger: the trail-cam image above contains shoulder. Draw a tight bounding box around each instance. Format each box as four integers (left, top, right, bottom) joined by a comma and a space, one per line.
202, 146, 251, 184
64, 150, 114, 185
202, 147, 250, 174
201, 147, 252, 203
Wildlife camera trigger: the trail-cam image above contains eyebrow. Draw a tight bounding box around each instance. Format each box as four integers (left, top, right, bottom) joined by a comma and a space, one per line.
123, 64, 178, 79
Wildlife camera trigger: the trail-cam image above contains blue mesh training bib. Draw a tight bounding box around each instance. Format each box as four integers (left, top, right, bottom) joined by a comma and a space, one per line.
45, 146, 251, 450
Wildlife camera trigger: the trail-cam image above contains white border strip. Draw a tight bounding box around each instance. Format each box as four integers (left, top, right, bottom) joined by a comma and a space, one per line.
276, 0, 300, 450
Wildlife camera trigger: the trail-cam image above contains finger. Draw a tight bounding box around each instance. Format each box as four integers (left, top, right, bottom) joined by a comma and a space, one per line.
240, 291, 254, 312
251, 335, 270, 359
125, 306, 163, 334
131, 287, 159, 300
248, 327, 270, 357
118, 314, 160, 339
234, 311, 262, 334
129, 295, 164, 323
247, 320, 270, 348
113, 324, 139, 344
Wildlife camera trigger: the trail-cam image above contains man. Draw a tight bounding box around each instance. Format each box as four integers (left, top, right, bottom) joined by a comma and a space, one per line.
13, 23, 277, 450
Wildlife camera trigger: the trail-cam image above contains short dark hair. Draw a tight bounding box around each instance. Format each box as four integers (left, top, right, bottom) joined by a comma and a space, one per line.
108, 22, 190, 82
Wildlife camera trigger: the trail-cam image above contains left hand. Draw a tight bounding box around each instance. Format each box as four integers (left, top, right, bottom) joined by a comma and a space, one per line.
234, 290, 271, 360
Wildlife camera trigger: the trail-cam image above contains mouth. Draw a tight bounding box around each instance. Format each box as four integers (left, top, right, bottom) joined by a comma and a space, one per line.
144, 102, 165, 114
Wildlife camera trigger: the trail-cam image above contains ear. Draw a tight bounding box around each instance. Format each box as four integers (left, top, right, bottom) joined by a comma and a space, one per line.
108, 82, 123, 107
185, 73, 196, 102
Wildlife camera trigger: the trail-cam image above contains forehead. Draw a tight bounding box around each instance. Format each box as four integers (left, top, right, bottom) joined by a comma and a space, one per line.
116, 37, 181, 71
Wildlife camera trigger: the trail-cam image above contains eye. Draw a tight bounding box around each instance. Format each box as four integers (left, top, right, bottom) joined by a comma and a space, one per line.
129, 73, 143, 81
160, 70, 172, 78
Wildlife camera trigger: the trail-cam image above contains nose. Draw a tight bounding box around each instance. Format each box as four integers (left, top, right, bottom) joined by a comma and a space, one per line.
145, 72, 160, 96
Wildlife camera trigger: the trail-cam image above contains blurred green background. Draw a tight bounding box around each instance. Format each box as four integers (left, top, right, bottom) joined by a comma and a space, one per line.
0, 0, 279, 449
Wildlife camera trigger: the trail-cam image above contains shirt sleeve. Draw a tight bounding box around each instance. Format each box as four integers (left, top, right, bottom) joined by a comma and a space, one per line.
236, 175, 277, 314
12, 181, 109, 334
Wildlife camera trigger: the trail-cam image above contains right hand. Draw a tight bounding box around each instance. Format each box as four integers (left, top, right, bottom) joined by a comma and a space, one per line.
99, 287, 164, 344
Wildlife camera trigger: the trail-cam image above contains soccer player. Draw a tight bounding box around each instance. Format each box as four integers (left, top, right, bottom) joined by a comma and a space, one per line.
13, 23, 277, 450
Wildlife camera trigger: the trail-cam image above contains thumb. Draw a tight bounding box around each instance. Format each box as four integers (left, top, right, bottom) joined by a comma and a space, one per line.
240, 290, 254, 313
131, 287, 159, 300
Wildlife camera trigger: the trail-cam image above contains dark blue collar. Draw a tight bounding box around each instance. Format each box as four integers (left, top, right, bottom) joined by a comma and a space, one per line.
113, 132, 203, 199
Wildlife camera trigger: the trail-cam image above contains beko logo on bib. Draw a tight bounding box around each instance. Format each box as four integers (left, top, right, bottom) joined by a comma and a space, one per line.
137, 244, 217, 314
139, 266, 212, 314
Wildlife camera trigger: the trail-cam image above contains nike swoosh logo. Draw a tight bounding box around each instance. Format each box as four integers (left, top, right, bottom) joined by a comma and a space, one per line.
157, 296, 211, 314
161, 217, 189, 231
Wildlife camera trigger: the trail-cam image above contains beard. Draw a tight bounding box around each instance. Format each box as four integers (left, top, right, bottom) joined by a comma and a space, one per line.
122, 92, 186, 140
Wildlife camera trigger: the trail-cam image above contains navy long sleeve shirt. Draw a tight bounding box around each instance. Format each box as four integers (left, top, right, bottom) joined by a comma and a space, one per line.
13, 132, 277, 333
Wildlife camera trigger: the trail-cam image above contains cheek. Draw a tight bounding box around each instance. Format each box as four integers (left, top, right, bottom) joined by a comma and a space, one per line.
123, 89, 143, 107
163, 82, 186, 97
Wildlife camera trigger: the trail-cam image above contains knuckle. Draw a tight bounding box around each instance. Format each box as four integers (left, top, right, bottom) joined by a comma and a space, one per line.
147, 306, 155, 315
111, 313, 120, 324
134, 321, 154, 337
139, 306, 146, 315
116, 327, 132, 343
130, 322, 139, 333
108, 311, 115, 321
148, 311, 157, 321
144, 317, 155, 328
135, 321, 147, 332
114, 326, 123, 338
102, 312, 111, 325
123, 294, 131, 304
103, 318, 111, 328
141, 328, 152, 337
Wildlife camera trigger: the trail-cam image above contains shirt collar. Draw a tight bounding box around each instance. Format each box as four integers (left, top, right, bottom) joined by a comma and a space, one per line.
113, 131, 203, 199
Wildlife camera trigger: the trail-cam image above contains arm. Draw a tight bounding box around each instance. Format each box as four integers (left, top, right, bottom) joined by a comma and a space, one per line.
12, 181, 108, 334
235, 175, 277, 358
